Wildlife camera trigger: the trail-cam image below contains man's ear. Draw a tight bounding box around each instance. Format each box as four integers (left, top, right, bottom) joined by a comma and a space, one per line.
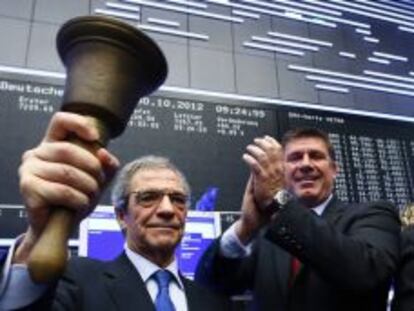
115, 207, 128, 232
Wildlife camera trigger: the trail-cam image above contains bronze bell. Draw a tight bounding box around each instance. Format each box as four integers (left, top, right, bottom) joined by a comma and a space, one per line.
58, 15, 168, 138
28, 15, 168, 283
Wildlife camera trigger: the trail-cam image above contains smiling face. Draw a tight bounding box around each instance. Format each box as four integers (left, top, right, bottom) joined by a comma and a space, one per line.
284, 137, 338, 208
116, 168, 188, 266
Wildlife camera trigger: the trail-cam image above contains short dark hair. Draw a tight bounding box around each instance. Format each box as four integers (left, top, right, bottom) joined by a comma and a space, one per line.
281, 127, 336, 162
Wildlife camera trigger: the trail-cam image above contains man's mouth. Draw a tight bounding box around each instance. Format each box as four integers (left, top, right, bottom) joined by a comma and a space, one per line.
148, 224, 180, 230
295, 175, 319, 183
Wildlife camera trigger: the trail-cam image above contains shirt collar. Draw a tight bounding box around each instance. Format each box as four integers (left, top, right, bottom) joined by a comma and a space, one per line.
311, 194, 333, 216
124, 245, 184, 289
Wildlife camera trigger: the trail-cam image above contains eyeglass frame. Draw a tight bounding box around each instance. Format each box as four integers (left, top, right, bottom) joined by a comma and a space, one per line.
127, 189, 190, 210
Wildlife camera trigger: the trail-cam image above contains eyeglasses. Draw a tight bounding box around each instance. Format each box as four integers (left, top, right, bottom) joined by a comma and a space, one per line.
129, 190, 189, 209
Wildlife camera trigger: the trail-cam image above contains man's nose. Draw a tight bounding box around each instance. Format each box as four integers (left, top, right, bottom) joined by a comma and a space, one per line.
157, 195, 175, 214
299, 154, 313, 170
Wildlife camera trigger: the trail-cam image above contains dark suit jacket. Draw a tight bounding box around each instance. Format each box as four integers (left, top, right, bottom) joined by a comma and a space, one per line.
196, 197, 401, 311
392, 226, 414, 311
0, 248, 6, 284
20, 252, 231, 311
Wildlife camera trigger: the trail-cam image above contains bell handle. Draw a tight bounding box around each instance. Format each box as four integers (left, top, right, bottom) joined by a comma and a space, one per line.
27, 116, 109, 283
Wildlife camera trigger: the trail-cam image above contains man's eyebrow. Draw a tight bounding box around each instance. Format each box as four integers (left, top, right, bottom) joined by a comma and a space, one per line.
132, 188, 186, 194
286, 151, 303, 157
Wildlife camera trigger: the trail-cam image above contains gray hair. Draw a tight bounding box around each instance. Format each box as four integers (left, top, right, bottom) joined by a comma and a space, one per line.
111, 155, 191, 210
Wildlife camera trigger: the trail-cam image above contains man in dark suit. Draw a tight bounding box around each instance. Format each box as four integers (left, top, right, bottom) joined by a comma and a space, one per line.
195, 128, 400, 311
392, 204, 414, 311
0, 112, 231, 310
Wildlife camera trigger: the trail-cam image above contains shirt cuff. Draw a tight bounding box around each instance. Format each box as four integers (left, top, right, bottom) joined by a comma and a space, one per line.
0, 235, 48, 310
219, 222, 253, 258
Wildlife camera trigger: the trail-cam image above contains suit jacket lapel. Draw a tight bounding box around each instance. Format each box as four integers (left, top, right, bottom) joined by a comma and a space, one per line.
182, 277, 198, 311
272, 244, 291, 299
183, 275, 218, 311
292, 197, 345, 287
103, 253, 155, 311
321, 196, 346, 225
282, 197, 344, 290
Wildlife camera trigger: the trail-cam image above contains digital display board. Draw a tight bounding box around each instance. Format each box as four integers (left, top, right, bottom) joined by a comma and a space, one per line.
1, 72, 414, 244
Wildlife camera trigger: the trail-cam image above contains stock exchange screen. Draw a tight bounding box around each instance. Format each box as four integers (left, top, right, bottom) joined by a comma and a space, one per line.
1, 73, 414, 242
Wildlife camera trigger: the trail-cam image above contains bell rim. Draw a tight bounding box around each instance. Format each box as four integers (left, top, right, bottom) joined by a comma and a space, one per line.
56, 15, 168, 93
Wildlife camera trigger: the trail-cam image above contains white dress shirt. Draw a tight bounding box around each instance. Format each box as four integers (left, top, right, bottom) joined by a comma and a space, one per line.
125, 245, 188, 311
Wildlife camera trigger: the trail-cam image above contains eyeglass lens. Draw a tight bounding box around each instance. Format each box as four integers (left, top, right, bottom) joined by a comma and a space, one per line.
131, 190, 188, 208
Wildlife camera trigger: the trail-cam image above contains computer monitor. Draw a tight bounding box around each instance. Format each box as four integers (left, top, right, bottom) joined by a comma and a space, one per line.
79, 206, 221, 279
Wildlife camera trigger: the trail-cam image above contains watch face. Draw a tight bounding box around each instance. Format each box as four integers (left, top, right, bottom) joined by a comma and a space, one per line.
275, 190, 292, 206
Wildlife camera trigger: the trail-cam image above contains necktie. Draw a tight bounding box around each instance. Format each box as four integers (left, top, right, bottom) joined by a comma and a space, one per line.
153, 270, 176, 311
289, 257, 302, 287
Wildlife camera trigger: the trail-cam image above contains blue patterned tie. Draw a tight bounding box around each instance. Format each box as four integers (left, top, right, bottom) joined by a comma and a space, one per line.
153, 270, 176, 311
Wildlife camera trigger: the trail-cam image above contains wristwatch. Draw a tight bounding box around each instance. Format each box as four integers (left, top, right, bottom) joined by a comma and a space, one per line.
265, 189, 292, 211
274, 189, 292, 206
